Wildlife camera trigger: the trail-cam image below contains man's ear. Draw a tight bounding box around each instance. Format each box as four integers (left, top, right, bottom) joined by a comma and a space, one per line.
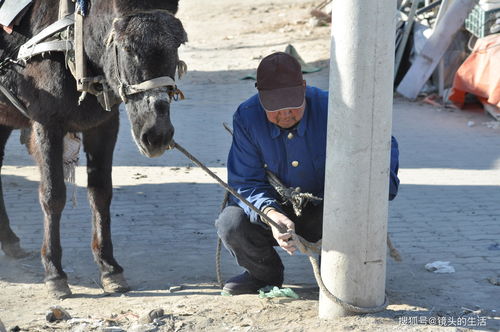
302, 80, 306, 87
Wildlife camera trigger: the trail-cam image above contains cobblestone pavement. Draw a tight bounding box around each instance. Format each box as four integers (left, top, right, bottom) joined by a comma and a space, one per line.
1, 66, 499, 330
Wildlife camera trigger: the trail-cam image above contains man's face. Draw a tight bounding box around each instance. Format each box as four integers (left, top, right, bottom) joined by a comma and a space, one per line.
265, 102, 305, 129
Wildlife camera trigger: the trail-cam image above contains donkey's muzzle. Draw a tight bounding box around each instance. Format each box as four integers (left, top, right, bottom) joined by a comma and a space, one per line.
139, 99, 174, 157
140, 123, 174, 158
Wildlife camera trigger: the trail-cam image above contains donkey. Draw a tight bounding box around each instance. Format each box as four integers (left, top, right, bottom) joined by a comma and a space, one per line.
0, 0, 187, 298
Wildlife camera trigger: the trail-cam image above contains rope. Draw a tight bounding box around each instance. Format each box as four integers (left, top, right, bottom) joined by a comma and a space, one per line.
221, 122, 322, 217
266, 170, 322, 217
216, 191, 229, 290
174, 141, 389, 314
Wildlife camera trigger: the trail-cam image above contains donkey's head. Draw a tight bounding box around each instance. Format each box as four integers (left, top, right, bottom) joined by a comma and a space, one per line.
103, 10, 187, 157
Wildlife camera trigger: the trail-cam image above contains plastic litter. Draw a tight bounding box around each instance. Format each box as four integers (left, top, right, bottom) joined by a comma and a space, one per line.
488, 276, 500, 286
425, 261, 455, 273
488, 243, 500, 250
167, 285, 183, 293
46, 306, 72, 322
258, 286, 299, 299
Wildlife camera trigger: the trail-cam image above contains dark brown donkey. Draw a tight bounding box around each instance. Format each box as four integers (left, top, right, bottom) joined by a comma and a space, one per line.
0, 0, 187, 298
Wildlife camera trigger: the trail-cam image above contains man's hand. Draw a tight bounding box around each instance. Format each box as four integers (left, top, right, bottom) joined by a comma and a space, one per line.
265, 209, 297, 255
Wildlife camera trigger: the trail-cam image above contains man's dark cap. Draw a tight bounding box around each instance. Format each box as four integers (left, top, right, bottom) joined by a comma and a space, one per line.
255, 52, 305, 112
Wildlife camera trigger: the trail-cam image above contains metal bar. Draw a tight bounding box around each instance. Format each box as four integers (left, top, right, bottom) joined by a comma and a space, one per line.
395, 0, 419, 80
416, 0, 442, 15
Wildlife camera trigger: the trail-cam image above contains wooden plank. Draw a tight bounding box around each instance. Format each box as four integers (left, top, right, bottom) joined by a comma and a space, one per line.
435, 0, 452, 97
396, 0, 478, 99
484, 103, 500, 121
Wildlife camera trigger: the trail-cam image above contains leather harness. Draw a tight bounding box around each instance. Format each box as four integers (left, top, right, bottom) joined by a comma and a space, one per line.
1, 0, 186, 114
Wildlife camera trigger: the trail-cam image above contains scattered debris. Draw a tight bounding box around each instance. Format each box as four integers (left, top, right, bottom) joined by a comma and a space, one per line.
45, 306, 72, 322
422, 94, 445, 107
168, 285, 183, 293
139, 308, 165, 324
483, 121, 500, 129
67, 318, 104, 331
308, 15, 326, 27
258, 286, 299, 299
488, 276, 500, 286
127, 323, 158, 332
101, 327, 126, 332
310, 0, 331, 26
467, 120, 475, 127
461, 306, 482, 315
488, 243, 500, 250
425, 261, 455, 273
132, 173, 147, 180
483, 103, 500, 120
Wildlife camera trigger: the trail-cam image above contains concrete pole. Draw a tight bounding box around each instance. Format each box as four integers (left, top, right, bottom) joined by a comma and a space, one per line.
319, 0, 396, 318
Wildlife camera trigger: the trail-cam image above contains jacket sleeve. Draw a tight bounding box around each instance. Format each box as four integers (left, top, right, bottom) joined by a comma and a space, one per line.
389, 135, 400, 200
227, 111, 282, 224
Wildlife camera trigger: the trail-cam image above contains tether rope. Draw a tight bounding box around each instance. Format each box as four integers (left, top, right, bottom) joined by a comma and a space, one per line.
174, 141, 390, 313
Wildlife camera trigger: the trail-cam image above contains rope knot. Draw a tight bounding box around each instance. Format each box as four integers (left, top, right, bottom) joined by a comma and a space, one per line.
267, 171, 323, 216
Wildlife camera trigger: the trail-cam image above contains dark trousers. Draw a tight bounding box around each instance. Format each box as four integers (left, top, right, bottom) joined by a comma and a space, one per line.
215, 203, 323, 285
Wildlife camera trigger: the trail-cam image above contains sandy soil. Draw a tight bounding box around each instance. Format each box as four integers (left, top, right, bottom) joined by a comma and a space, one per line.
0, 1, 494, 332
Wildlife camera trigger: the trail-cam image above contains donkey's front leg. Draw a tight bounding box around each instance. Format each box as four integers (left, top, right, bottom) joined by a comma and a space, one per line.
83, 113, 129, 293
31, 122, 71, 299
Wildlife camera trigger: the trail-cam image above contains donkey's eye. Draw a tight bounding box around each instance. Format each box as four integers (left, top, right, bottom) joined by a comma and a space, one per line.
122, 46, 132, 53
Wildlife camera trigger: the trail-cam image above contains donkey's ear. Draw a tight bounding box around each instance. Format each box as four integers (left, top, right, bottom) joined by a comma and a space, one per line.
165, 0, 180, 15
168, 16, 188, 45
107, 16, 132, 45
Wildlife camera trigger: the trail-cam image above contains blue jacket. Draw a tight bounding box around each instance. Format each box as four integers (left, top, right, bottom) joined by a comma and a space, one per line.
228, 86, 400, 223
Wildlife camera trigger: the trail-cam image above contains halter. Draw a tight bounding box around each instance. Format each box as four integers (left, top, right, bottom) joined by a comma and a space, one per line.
110, 38, 186, 104
14, 5, 187, 111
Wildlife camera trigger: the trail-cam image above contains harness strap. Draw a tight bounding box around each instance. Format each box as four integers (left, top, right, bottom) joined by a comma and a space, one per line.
18, 40, 73, 60
74, 11, 86, 91
58, 0, 75, 19
0, 83, 29, 118
17, 14, 74, 60
13, 8, 187, 110
124, 76, 177, 95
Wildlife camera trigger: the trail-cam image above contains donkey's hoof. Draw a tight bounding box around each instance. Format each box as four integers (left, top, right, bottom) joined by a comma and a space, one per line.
46, 279, 72, 299
2, 241, 30, 259
101, 273, 130, 293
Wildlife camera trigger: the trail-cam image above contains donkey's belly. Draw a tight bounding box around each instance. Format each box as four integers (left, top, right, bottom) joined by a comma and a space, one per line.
65, 103, 120, 132
0, 102, 30, 129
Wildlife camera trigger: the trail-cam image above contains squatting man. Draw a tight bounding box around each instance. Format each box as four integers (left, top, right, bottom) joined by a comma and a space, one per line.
215, 52, 400, 295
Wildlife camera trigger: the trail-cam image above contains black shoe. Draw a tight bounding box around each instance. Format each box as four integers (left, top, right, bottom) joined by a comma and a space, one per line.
223, 271, 272, 295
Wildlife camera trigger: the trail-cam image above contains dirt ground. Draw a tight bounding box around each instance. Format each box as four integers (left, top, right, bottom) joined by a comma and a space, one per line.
1, 1, 498, 331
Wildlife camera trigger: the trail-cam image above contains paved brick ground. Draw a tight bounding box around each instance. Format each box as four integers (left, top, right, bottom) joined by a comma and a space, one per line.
2, 68, 499, 330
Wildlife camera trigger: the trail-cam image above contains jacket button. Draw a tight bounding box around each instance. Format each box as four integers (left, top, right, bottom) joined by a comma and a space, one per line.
291, 160, 299, 167
287, 132, 294, 139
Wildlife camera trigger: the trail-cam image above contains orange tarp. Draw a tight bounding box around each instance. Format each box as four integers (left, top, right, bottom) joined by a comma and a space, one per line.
449, 33, 500, 108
